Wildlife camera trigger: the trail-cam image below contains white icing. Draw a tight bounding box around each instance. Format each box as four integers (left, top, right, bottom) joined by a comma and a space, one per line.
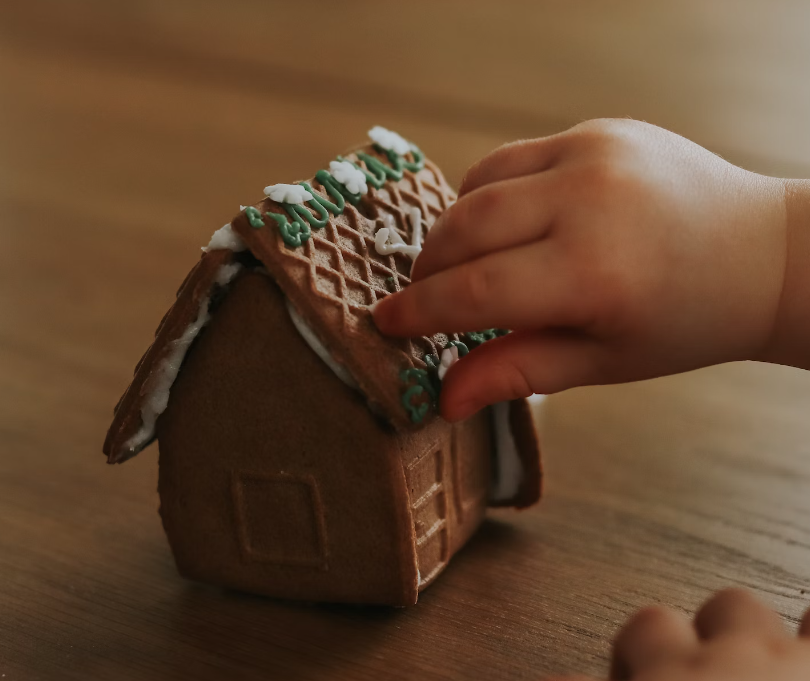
122, 263, 243, 457
375, 214, 422, 260
203, 224, 247, 253
368, 126, 412, 155
215, 262, 243, 286
329, 160, 368, 195
286, 299, 358, 389
489, 402, 524, 502
264, 184, 313, 204
409, 206, 422, 250
437, 346, 459, 381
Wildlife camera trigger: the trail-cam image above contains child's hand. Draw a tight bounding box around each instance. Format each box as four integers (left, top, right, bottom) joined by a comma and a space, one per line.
373, 119, 790, 421
545, 589, 810, 681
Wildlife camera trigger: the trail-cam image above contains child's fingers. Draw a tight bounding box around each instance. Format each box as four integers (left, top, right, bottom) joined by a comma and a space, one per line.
694, 589, 787, 640
608, 607, 698, 681
438, 329, 604, 421
458, 135, 565, 197
374, 243, 590, 339
411, 172, 557, 284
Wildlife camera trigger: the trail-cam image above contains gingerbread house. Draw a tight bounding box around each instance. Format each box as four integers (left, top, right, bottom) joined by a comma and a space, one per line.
103, 128, 542, 606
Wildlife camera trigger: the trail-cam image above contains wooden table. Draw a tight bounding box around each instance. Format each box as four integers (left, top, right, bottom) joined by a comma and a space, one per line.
2, 2, 810, 678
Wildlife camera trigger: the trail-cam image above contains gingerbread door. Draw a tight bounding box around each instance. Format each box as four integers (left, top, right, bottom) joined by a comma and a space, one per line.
405, 443, 449, 589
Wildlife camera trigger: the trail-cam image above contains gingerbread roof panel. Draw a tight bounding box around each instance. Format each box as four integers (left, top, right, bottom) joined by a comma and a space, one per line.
104, 131, 535, 465
231, 143, 459, 430
103, 248, 239, 463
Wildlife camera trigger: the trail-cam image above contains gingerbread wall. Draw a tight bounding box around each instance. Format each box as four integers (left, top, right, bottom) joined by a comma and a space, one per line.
156, 272, 420, 605
155, 270, 495, 605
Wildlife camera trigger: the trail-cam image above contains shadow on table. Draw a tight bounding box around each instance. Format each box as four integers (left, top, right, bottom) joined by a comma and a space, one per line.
158, 518, 525, 679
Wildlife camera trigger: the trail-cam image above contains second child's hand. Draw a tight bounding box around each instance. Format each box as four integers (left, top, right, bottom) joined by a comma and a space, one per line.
546, 589, 810, 681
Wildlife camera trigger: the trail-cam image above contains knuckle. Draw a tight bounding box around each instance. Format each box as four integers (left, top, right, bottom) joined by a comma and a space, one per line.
471, 184, 507, 225
443, 185, 503, 240
459, 261, 498, 313
568, 119, 618, 148
572, 117, 642, 143
459, 141, 518, 194
577, 159, 630, 197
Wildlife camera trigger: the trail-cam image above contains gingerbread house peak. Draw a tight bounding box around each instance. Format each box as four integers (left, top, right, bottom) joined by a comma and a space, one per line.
104, 131, 540, 505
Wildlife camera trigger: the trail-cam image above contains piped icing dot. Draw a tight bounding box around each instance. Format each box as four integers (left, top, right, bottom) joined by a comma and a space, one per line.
368, 126, 412, 155
328, 160, 368, 195
264, 184, 314, 204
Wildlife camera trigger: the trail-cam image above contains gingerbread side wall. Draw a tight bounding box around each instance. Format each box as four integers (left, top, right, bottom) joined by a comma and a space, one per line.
155, 271, 420, 606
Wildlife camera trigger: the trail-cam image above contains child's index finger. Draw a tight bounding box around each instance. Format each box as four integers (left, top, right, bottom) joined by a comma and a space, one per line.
373, 241, 584, 339
458, 134, 565, 197
412, 172, 558, 284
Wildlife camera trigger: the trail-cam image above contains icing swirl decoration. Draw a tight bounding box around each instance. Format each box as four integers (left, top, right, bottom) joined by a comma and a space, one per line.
374, 211, 423, 260
245, 206, 265, 228
464, 329, 509, 347
247, 128, 422, 249
241, 126, 480, 423
403, 332, 513, 423
400, 367, 438, 424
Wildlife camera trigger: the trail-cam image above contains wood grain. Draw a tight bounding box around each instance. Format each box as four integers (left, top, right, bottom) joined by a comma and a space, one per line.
1, 2, 810, 679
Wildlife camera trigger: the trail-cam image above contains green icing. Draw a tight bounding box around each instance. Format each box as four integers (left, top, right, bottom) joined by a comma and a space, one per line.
400, 367, 438, 424
313, 170, 361, 208
401, 384, 429, 424
245, 206, 265, 228
464, 329, 509, 347
356, 150, 404, 186
267, 211, 311, 248
446, 340, 469, 357
401, 145, 425, 172
261, 135, 424, 249
347, 144, 424, 190
289, 183, 330, 229
264, 181, 344, 247
400, 340, 472, 422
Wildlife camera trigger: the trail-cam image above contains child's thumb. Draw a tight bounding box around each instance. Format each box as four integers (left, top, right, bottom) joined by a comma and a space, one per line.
439, 329, 604, 421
